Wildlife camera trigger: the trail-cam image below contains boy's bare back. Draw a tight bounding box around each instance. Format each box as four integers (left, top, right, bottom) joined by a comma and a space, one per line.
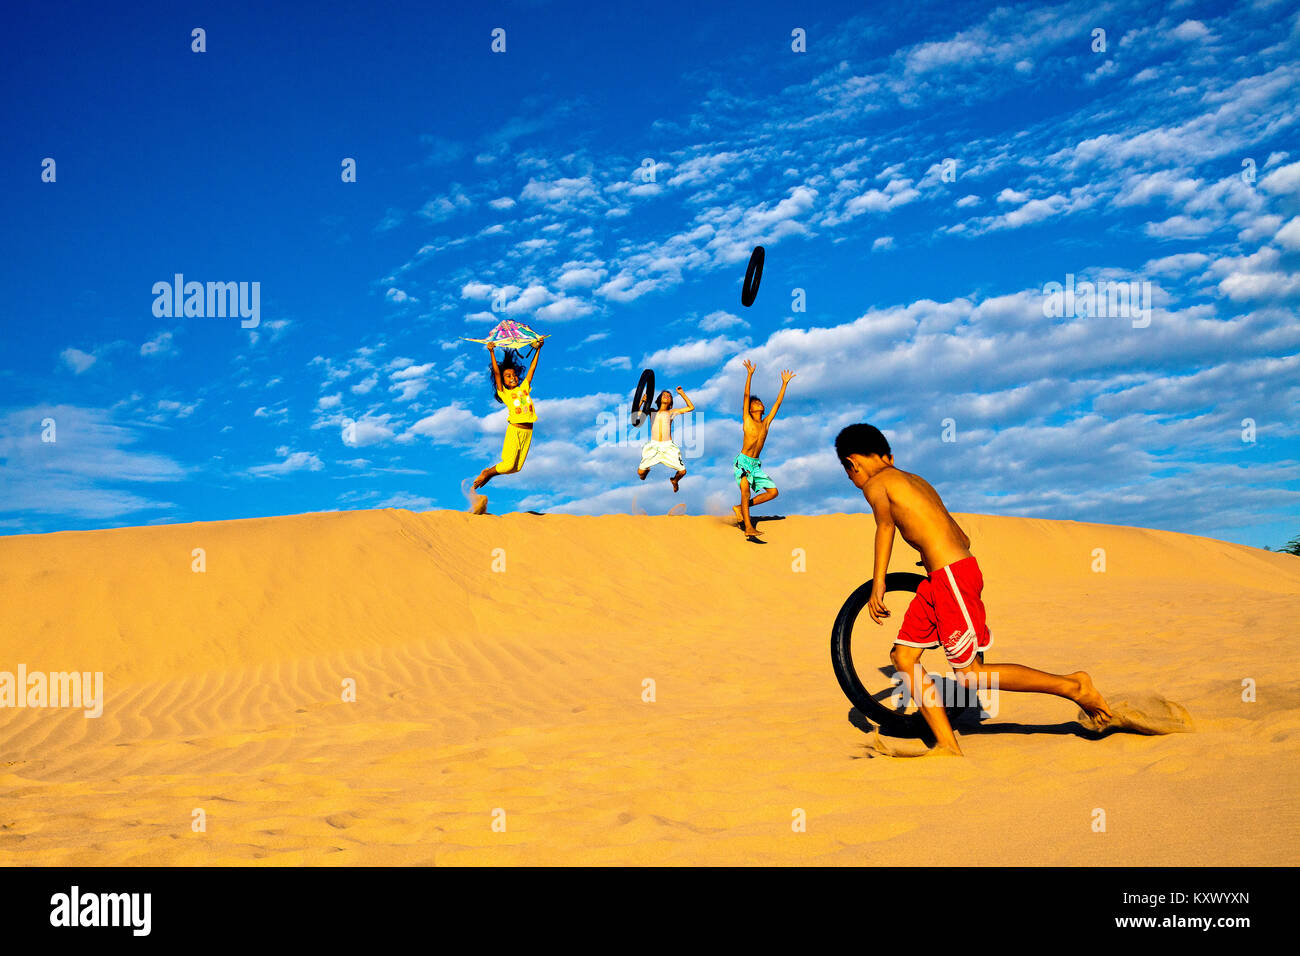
864, 467, 972, 573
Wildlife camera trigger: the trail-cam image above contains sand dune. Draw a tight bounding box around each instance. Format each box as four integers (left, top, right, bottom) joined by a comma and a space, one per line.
0, 509, 1296, 865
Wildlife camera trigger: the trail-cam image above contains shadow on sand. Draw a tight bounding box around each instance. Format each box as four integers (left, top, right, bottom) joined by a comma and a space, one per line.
845, 665, 1103, 745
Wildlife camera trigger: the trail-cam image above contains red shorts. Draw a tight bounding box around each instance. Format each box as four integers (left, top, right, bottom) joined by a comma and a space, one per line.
894, 556, 993, 668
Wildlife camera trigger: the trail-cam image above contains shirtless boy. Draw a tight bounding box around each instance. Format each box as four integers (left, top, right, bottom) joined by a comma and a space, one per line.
733, 359, 795, 538
835, 423, 1112, 755
637, 387, 694, 491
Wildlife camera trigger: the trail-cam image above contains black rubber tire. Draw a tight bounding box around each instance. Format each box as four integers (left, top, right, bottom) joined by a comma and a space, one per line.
741, 245, 764, 307
630, 368, 655, 427
830, 571, 929, 733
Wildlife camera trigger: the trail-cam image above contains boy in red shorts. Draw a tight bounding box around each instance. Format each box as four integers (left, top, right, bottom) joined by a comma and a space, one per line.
835, 423, 1112, 755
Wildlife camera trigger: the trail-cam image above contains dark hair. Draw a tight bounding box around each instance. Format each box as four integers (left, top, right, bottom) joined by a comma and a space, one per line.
835, 423, 891, 462
749, 395, 764, 406
492, 353, 524, 403
656, 389, 673, 409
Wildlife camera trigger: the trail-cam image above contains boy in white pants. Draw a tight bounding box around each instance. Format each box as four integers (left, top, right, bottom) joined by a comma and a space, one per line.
637, 387, 694, 492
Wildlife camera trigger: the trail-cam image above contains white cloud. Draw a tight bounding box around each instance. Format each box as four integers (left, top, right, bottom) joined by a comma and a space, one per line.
836, 180, 918, 221
1171, 20, 1210, 41
1144, 215, 1216, 238
1259, 160, 1300, 195
389, 362, 433, 402
140, 331, 176, 357
700, 310, 746, 331
1274, 216, 1300, 250
406, 404, 486, 443
152, 399, 198, 420
642, 336, 748, 371
0, 405, 183, 522
419, 184, 472, 222
1143, 252, 1210, 276
248, 450, 323, 477
1113, 170, 1202, 207
520, 176, 598, 209
994, 195, 1066, 230
535, 296, 595, 321
60, 348, 97, 374
342, 416, 397, 447
1219, 270, 1300, 301
555, 265, 607, 289
666, 152, 742, 187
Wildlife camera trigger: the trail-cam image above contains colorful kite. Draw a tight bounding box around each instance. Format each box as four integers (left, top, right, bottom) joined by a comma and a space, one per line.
461, 319, 550, 351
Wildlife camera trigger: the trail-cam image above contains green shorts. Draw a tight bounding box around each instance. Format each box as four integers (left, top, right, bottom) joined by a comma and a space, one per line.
733, 453, 775, 492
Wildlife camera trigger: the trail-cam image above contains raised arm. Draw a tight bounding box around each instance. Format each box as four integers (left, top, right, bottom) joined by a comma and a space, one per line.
763, 369, 796, 423
487, 343, 504, 391
864, 478, 895, 625
674, 386, 695, 414
524, 337, 544, 386
742, 359, 756, 420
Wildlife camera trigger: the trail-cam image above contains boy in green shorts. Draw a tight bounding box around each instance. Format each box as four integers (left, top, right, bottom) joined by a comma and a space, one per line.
732, 359, 795, 538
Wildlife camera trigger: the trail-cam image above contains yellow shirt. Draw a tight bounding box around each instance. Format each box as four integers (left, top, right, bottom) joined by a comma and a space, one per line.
498, 381, 537, 425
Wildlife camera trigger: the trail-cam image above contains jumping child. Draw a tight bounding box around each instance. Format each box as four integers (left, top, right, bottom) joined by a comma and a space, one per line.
835, 422, 1112, 755
470, 338, 543, 508
733, 359, 795, 538
637, 387, 694, 491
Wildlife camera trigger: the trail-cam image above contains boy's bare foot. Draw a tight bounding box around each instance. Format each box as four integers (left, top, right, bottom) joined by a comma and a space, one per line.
732, 505, 743, 524
739, 525, 763, 538
1071, 672, 1111, 726
670, 470, 684, 492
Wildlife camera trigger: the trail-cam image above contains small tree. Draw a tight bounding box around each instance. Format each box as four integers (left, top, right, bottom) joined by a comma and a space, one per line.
1278, 534, 1300, 557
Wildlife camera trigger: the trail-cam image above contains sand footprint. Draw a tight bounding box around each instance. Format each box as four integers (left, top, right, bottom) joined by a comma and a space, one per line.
868, 729, 943, 758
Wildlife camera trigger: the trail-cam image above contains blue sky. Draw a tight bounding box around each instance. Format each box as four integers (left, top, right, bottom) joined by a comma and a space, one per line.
1, 0, 1297, 547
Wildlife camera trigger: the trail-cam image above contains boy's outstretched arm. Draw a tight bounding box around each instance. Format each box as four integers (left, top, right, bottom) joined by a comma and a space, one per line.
741, 359, 755, 419
763, 369, 796, 423
674, 386, 695, 414
486, 343, 503, 391
524, 338, 544, 385
864, 479, 895, 624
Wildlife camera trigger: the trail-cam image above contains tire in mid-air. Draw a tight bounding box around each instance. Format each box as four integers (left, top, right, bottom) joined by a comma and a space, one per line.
630, 368, 656, 427
830, 572, 930, 734
741, 245, 764, 307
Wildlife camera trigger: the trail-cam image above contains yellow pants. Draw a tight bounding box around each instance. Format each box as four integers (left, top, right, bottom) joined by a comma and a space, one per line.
496, 424, 533, 474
